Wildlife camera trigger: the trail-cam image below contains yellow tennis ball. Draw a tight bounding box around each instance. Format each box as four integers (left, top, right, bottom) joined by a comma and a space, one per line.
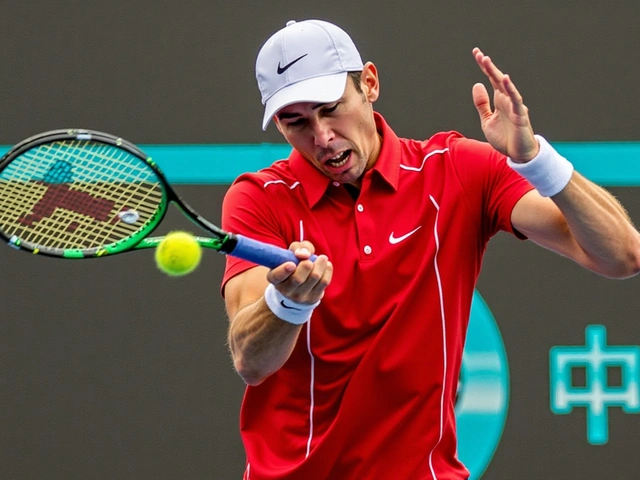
155, 231, 202, 277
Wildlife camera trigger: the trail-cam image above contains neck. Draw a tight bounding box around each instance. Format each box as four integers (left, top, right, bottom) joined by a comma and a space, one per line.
364, 131, 384, 175
348, 132, 383, 190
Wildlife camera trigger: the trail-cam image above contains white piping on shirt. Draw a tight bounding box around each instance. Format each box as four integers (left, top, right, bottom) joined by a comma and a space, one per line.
305, 312, 316, 458
427, 194, 446, 480
299, 219, 317, 458
299, 220, 305, 245
400, 148, 449, 172
263, 179, 300, 189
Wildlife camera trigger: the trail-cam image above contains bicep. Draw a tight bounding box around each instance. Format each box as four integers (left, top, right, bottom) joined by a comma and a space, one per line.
511, 189, 586, 262
224, 266, 271, 321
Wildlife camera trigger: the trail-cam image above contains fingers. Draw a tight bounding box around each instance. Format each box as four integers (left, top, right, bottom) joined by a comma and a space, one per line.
289, 254, 333, 297
266, 240, 316, 284
266, 241, 333, 305
273, 255, 333, 304
501, 74, 527, 117
290, 240, 316, 258
472, 82, 492, 122
473, 47, 527, 116
473, 47, 501, 91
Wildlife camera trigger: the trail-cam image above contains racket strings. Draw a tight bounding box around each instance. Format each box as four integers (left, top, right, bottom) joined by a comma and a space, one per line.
0, 140, 164, 250
63, 142, 161, 246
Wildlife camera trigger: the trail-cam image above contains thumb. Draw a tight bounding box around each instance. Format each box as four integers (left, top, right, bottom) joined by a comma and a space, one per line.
472, 83, 492, 122
289, 240, 315, 259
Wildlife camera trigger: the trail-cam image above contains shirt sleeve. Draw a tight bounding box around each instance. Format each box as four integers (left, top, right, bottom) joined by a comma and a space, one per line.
220, 174, 288, 296
448, 136, 535, 240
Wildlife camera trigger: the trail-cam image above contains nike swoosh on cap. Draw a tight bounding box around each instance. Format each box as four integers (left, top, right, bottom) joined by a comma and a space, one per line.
389, 226, 422, 244
277, 54, 308, 74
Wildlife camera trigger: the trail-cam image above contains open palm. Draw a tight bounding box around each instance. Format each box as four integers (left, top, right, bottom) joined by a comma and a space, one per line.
472, 48, 539, 163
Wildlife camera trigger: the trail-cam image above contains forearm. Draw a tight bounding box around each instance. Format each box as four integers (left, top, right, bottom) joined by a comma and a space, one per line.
225, 245, 331, 385
228, 296, 303, 386
553, 172, 640, 278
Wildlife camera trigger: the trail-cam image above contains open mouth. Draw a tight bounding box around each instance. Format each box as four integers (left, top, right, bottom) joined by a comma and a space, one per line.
325, 150, 351, 169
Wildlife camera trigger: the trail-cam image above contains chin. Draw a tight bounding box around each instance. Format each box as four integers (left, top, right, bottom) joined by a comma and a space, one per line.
332, 172, 358, 185
324, 162, 365, 186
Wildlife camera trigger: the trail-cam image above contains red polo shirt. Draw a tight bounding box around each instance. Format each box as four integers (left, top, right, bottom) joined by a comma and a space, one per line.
222, 113, 533, 480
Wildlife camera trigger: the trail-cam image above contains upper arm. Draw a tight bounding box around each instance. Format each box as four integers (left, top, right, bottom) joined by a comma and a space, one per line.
224, 266, 271, 321
446, 136, 535, 239
511, 189, 587, 263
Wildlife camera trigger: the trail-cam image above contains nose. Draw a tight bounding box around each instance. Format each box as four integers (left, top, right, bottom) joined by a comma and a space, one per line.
311, 119, 334, 148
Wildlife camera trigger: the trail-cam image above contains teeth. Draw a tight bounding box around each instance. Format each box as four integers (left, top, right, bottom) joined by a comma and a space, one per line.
327, 151, 349, 167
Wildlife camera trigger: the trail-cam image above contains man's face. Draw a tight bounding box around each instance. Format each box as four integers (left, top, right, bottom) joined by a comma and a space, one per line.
274, 67, 380, 188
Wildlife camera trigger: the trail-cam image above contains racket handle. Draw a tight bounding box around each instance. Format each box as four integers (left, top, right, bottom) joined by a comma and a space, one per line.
229, 234, 318, 269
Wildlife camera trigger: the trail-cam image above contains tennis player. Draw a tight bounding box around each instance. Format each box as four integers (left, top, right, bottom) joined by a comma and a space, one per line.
221, 19, 640, 480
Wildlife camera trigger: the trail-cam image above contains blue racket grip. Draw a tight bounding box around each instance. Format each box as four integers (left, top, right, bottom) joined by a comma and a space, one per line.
230, 234, 318, 269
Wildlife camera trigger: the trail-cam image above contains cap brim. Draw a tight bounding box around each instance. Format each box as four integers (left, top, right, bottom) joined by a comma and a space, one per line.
262, 72, 348, 130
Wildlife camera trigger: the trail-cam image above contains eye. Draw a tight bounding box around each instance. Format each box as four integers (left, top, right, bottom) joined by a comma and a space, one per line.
286, 118, 306, 128
323, 103, 339, 114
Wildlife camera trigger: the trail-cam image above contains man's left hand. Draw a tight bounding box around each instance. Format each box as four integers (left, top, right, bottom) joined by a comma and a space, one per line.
472, 47, 539, 163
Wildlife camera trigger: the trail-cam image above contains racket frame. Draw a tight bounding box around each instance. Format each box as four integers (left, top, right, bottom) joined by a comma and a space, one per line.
0, 129, 230, 258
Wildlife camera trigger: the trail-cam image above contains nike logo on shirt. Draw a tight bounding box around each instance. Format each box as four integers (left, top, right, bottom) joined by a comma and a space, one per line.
389, 226, 422, 244
277, 54, 308, 74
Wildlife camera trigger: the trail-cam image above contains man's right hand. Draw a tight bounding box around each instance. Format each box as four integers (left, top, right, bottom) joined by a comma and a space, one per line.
266, 241, 333, 307
225, 240, 332, 385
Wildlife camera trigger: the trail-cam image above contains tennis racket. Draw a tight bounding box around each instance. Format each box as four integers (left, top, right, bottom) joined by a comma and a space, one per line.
0, 128, 316, 268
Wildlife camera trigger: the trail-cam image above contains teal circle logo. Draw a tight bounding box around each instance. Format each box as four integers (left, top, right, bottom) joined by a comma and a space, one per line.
456, 291, 509, 479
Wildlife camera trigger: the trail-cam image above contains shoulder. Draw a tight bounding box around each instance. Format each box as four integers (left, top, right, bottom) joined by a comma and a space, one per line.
222, 158, 307, 226
229, 159, 298, 191
397, 131, 496, 171
418, 131, 505, 168
411, 131, 497, 157
224, 159, 303, 203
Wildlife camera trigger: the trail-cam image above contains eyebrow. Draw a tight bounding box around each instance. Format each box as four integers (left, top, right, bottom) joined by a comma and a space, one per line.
276, 102, 330, 120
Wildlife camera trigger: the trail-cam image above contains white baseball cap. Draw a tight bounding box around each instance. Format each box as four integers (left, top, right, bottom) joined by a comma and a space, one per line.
256, 19, 364, 130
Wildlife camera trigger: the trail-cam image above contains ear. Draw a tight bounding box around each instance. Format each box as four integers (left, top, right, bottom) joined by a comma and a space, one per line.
361, 62, 380, 103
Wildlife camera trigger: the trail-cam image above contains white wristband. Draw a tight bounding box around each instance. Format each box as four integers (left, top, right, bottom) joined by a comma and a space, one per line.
264, 283, 320, 325
507, 135, 574, 197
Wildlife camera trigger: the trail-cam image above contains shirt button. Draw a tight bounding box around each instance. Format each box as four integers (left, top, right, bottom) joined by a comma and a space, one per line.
357, 204, 364, 212
364, 245, 372, 254
333, 182, 340, 187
